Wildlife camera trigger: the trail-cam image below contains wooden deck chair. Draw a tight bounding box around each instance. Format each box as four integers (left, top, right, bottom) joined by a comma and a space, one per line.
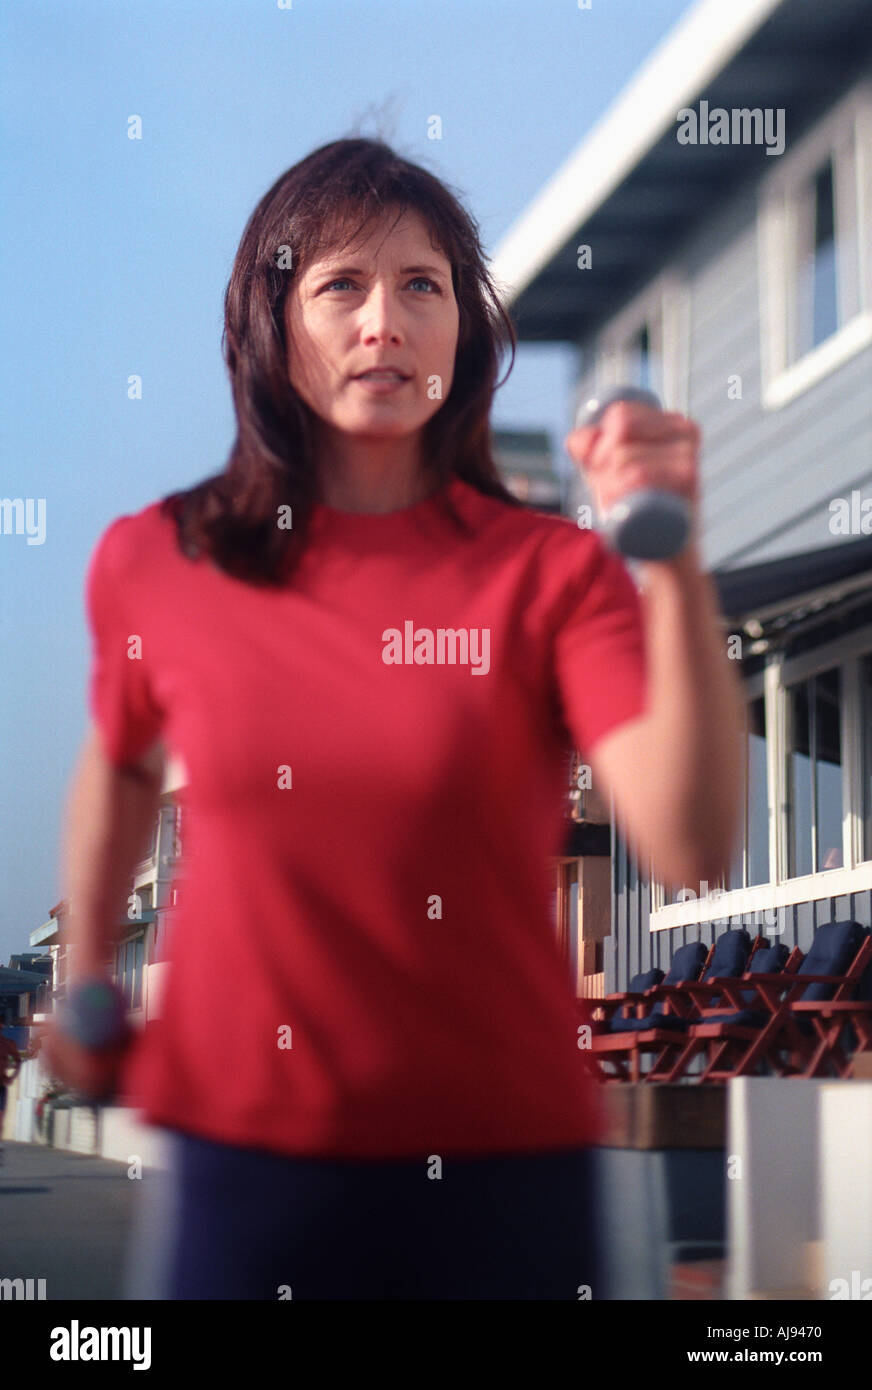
657, 942, 795, 1083
666, 920, 869, 1084
782, 933, 872, 1077
589, 941, 708, 1083
647, 928, 755, 1022
577, 968, 665, 1082
590, 968, 664, 1031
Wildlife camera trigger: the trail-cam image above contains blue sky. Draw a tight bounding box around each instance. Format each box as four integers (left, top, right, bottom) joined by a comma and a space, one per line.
0, 0, 693, 959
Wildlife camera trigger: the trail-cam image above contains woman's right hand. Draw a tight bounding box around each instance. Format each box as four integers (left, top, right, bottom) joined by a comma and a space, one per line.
39, 1021, 129, 1103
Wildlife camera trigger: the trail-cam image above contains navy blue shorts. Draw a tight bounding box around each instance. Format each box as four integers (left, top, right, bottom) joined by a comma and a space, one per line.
124, 1128, 602, 1300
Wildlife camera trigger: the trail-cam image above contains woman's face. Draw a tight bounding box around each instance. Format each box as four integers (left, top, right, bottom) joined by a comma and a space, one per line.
283, 208, 460, 444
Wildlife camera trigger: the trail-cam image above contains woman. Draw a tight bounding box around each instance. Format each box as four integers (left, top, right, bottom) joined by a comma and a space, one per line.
45, 138, 743, 1299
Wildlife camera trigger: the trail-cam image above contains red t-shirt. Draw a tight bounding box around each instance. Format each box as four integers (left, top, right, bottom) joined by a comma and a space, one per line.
85, 475, 648, 1159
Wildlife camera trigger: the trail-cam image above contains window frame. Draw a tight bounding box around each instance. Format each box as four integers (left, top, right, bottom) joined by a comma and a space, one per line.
757, 78, 872, 411
649, 625, 872, 932
115, 929, 147, 1011
592, 267, 691, 413
730, 685, 770, 893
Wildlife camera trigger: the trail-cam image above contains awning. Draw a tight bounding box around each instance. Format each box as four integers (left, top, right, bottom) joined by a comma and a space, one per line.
713, 534, 872, 627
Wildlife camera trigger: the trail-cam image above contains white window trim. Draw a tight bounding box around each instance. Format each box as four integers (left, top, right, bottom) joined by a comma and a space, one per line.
650, 624, 872, 932
763, 312, 872, 410
758, 78, 872, 410
648, 864, 872, 935
843, 655, 866, 868
593, 268, 691, 414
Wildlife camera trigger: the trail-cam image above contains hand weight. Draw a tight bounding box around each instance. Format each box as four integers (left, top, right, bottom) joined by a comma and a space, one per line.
574, 385, 692, 560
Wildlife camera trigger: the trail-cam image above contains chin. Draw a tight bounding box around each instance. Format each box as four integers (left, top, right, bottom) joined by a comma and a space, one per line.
341, 413, 421, 437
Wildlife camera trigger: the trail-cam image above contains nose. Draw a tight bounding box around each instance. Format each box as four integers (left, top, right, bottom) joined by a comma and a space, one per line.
360, 280, 403, 345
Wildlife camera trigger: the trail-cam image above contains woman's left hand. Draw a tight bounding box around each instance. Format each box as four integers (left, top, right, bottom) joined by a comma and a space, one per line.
564, 399, 702, 552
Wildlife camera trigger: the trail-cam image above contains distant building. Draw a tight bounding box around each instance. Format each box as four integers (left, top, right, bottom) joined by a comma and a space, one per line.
0, 954, 51, 1044
27, 753, 189, 1032
492, 428, 564, 514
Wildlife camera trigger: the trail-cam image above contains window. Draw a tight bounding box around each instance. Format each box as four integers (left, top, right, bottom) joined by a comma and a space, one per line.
724, 697, 770, 890
593, 270, 688, 412
786, 668, 843, 876
569, 273, 687, 525
798, 158, 839, 353
625, 322, 660, 395
863, 654, 872, 862
651, 635, 872, 931
140, 815, 158, 863
115, 935, 145, 1009
759, 80, 872, 407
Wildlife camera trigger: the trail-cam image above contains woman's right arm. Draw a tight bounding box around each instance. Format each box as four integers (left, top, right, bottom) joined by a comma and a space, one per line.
62, 722, 165, 981
41, 723, 165, 1097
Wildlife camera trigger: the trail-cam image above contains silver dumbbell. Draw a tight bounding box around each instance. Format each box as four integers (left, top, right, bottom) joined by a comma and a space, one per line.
574, 386, 692, 560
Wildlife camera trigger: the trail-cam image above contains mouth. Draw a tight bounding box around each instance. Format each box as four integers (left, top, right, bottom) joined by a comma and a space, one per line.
353, 370, 411, 382
352, 370, 412, 394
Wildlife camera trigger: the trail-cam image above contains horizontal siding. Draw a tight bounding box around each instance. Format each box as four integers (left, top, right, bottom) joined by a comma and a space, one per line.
686, 197, 762, 427
606, 836, 872, 993
677, 174, 872, 569
726, 468, 872, 564
700, 351, 872, 567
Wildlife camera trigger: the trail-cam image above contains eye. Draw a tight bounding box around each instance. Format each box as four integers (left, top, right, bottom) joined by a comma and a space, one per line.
320, 276, 442, 294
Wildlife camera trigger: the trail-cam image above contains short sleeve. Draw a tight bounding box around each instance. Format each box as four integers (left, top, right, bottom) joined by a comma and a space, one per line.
552, 533, 649, 757
85, 516, 165, 769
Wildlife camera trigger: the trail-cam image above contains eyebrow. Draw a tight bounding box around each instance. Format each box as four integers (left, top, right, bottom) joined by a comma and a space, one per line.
317, 263, 448, 278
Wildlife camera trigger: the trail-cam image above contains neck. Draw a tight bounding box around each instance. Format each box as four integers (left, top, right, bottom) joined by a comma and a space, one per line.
313, 425, 434, 514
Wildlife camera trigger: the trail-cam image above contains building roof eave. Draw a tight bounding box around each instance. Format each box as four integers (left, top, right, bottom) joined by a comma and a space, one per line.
491, 0, 872, 344
490, 0, 784, 308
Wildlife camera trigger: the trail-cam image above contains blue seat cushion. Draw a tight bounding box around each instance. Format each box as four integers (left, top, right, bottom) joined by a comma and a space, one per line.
795, 921, 868, 1001
661, 940, 707, 988
749, 944, 790, 973
693, 944, 790, 1025
612, 1011, 688, 1034
699, 929, 752, 1006
701, 929, 752, 982
604, 969, 666, 1031
627, 969, 665, 994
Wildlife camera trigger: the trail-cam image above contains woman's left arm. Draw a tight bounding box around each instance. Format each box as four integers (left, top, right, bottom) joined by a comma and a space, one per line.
598, 542, 745, 889
565, 402, 745, 890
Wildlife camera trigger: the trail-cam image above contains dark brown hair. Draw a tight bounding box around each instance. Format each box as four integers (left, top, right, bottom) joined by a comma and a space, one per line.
159, 137, 523, 585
